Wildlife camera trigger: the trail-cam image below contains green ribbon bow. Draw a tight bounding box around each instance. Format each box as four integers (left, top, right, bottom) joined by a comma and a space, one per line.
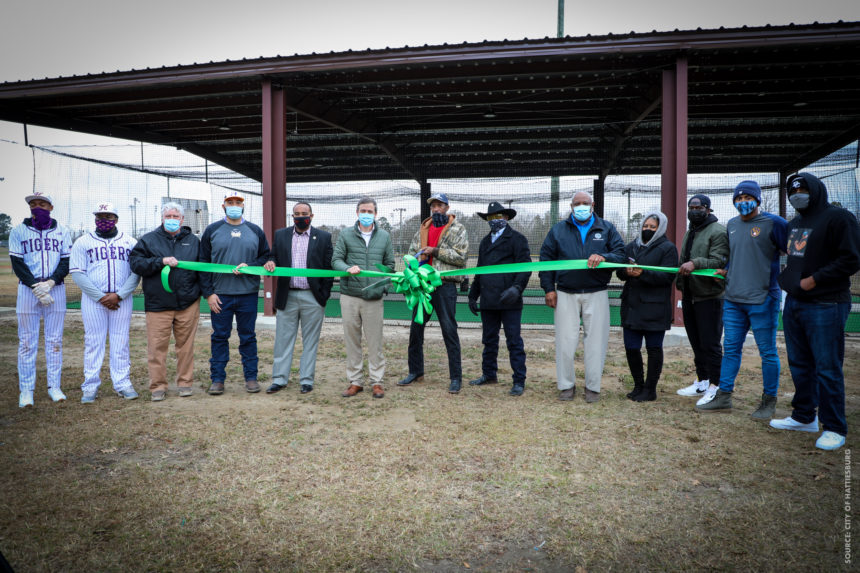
385, 255, 443, 324
161, 257, 722, 324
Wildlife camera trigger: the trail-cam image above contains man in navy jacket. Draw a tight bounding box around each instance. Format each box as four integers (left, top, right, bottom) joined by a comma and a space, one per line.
467, 201, 531, 396
539, 191, 625, 402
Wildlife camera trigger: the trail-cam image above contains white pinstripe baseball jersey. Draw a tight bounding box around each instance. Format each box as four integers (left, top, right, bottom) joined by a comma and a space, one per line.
70, 232, 138, 292
9, 221, 72, 280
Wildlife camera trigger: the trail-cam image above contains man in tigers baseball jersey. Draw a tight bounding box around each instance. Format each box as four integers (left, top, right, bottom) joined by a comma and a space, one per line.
10, 191, 72, 408
70, 202, 141, 403
199, 193, 275, 396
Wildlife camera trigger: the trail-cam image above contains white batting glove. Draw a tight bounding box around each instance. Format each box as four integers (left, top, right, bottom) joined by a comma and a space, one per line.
33, 279, 55, 297
37, 292, 54, 306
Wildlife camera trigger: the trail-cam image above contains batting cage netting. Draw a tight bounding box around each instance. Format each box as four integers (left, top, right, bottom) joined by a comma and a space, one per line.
7, 131, 859, 330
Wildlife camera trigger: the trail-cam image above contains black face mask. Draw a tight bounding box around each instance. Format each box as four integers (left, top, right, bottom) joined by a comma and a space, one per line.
293, 216, 311, 231
431, 212, 448, 227
687, 210, 707, 224
641, 229, 656, 243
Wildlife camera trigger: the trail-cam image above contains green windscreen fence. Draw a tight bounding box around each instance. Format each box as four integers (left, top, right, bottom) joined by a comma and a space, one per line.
6, 131, 858, 331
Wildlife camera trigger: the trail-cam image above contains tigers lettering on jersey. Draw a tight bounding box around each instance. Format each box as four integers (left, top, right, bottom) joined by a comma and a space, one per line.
9, 222, 72, 280
85, 245, 131, 263
17, 237, 65, 255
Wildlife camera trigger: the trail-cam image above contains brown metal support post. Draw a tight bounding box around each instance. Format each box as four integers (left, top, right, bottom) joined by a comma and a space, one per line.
661, 57, 688, 326
592, 179, 604, 218
778, 168, 789, 219
420, 180, 431, 221
262, 79, 287, 316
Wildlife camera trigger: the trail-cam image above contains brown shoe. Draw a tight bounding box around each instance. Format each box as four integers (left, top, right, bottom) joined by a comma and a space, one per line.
372, 384, 384, 399
584, 388, 600, 403
342, 384, 363, 397
559, 387, 576, 401
245, 379, 260, 393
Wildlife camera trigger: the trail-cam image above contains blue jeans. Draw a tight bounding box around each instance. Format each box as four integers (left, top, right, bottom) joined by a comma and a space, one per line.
408, 282, 462, 380
480, 308, 526, 384
210, 293, 259, 382
719, 297, 781, 396
783, 296, 850, 436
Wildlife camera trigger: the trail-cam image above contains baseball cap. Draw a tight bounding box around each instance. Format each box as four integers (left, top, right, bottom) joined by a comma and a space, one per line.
223, 192, 245, 202
25, 191, 53, 206
93, 202, 119, 216
426, 192, 449, 205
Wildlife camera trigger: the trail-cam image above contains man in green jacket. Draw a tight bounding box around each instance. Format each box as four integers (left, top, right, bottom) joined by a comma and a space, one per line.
332, 196, 395, 399
675, 194, 730, 405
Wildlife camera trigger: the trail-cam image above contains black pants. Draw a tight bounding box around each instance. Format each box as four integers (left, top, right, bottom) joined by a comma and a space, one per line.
682, 297, 723, 384
481, 308, 526, 384
408, 282, 462, 380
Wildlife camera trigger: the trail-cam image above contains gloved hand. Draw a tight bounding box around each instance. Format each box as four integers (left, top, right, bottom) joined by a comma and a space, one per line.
32, 279, 55, 297
499, 286, 520, 306
468, 298, 480, 316
37, 292, 54, 306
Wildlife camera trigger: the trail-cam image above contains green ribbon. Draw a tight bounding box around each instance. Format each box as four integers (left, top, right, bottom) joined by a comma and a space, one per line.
162, 258, 722, 324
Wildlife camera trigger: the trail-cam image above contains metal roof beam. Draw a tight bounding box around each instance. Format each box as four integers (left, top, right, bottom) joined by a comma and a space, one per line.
279, 85, 421, 180
0, 108, 262, 182
599, 92, 662, 180
780, 121, 860, 174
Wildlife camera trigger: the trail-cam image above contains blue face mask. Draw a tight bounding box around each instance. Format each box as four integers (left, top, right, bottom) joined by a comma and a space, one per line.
735, 200, 757, 216
358, 213, 375, 227
163, 219, 181, 233
225, 206, 243, 220
573, 205, 592, 222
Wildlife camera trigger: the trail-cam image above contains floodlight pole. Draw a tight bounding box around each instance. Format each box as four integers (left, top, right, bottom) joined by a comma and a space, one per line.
549, 0, 564, 223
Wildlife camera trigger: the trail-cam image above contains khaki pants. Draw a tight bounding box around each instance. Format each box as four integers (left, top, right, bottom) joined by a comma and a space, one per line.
145, 300, 200, 392
555, 290, 609, 392
340, 294, 385, 386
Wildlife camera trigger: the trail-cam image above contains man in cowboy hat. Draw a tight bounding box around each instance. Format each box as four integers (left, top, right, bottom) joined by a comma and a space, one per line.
467, 201, 531, 396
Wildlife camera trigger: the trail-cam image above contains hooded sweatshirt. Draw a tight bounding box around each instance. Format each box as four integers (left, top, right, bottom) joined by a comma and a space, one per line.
779, 172, 860, 303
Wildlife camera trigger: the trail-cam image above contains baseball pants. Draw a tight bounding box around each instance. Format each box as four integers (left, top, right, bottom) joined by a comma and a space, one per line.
17, 283, 66, 392
81, 295, 134, 395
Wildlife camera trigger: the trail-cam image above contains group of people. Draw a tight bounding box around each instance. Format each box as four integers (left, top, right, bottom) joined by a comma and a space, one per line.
11, 172, 859, 451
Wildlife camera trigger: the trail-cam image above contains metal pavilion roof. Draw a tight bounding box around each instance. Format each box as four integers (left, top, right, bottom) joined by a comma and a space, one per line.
1, 20, 859, 184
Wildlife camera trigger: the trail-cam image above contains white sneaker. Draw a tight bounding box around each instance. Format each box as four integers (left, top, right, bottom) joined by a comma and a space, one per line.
47, 387, 67, 402
769, 415, 819, 433
677, 379, 708, 397
19, 391, 34, 408
695, 385, 719, 406
815, 431, 846, 451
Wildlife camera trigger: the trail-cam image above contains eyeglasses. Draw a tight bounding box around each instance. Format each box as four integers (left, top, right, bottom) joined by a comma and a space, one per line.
486, 213, 504, 220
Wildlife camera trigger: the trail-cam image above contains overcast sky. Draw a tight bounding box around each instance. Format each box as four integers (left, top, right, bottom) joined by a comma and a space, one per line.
2, 0, 859, 223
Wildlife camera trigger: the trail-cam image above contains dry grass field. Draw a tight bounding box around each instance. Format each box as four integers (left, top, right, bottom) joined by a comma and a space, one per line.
0, 255, 857, 571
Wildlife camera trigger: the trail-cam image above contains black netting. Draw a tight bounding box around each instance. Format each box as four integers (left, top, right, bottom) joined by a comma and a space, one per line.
9, 131, 858, 328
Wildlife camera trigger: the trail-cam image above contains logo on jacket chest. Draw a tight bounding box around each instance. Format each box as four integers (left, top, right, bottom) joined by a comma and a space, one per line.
593, 233, 603, 240
231, 230, 242, 238
750, 227, 761, 237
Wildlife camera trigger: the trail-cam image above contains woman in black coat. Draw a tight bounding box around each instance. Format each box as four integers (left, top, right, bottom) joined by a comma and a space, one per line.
616, 211, 678, 402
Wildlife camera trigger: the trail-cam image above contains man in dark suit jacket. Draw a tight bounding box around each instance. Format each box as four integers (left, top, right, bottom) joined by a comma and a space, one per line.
267, 202, 334, 394
467, 202, 532, 396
